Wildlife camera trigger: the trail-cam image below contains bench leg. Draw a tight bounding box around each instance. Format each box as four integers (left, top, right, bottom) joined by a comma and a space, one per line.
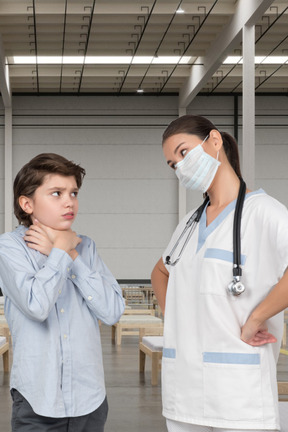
151, 352, 160, 385
283, 323, 287, 347
111, 325, 116, 343
139, 349, 146, 372
116, 324, 122, 345
3, 350, 9, 372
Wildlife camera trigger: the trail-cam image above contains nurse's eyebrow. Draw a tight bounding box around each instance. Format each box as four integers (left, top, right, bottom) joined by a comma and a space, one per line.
174, 142, 185, 154
166, 142, 186, 165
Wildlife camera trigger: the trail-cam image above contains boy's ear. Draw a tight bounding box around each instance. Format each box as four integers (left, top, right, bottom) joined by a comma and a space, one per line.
18, 196, 33, 215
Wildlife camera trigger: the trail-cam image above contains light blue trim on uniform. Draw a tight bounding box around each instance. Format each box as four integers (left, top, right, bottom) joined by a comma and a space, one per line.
203, 352, 260, 365
163, 348, 176, 359
204, 248, 246, 265
197, 189, 265, 253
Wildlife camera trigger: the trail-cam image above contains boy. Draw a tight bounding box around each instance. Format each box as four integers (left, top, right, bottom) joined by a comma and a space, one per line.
0, 153, 125, 432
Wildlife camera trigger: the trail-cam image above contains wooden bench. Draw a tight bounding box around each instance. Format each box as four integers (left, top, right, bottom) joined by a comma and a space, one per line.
111, 309, 163, 345
281, 309, 288, 347
0, 325, 10, 372
139, 330, 163, 385
0, 296, 4, 316
278, 381, 288, 401
121, 285, 156, 310
122, 287, 145, 305
278, 382, 288, 431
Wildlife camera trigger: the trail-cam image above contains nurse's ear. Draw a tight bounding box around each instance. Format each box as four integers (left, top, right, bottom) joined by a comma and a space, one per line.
209, 129, 223, 152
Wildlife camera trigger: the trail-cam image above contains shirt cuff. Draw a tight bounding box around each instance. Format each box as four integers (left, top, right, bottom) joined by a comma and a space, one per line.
47, 248, 73, 274
69, 255, 91, 281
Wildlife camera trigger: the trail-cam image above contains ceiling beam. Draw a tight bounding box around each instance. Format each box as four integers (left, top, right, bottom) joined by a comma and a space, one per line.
0, 32, 11, 107
0, 2, 235, 15
179, 0, 275, 108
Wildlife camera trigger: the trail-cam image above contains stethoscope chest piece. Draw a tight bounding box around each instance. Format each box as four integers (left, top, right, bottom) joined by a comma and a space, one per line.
227, 277, 245, 296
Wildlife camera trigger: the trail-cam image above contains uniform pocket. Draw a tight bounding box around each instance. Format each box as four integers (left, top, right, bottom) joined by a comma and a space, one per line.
200, 248, 246, 296
203, 351, 263, 421
162, 349, 176, 414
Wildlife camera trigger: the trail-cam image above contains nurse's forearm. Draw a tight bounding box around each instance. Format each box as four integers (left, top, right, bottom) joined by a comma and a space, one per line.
250, 270, 288, 324
241, 271, 288, 345
151, 258, 169, 315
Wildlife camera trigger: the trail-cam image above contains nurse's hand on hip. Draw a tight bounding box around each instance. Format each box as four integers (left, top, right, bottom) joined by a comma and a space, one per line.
241, 270, 288, 346
241, 315, 277, 346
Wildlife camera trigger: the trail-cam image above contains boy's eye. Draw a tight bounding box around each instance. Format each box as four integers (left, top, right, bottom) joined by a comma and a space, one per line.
52, 191, 61, 197
71, 191, 78, 197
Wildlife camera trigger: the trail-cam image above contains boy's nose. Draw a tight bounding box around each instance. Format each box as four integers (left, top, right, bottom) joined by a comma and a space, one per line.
64, 196, 73, 207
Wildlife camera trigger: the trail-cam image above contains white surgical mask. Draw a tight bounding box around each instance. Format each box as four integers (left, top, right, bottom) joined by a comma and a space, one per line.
175, 135, 221, 192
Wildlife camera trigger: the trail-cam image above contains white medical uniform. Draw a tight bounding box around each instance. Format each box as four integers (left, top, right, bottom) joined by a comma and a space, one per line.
162, 190, 288, 430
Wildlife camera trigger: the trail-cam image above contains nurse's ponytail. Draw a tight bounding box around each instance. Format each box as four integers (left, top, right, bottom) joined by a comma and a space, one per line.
162, 115, 242, 179
220, 131, 242, 179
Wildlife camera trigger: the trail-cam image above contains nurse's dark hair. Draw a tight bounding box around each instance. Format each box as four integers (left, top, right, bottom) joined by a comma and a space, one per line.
162, 115, 242, 178
13, 153, 86, 227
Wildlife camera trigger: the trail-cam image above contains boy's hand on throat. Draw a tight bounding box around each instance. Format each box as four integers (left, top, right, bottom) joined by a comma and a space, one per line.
24, 221, 54, 256
43, 224, 82, 259
25, 220, 82, 260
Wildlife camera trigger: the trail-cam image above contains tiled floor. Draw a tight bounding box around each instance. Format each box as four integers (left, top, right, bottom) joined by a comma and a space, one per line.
0, 324, 287, 432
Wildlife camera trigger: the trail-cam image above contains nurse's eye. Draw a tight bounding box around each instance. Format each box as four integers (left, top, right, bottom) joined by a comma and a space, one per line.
180, 149, 187, 157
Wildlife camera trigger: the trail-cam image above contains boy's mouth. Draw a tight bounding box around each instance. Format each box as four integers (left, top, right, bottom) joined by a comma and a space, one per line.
62, 212, 74, 220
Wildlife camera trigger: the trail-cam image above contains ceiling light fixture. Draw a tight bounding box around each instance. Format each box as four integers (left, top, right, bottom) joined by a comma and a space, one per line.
224, 55, 288, 64
12, 56, 191, 65
176, 7, 185, 14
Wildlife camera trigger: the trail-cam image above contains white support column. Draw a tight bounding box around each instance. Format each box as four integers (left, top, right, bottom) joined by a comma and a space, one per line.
178, 107, 187, 222
0, 32, 13, 232
179, 0, 273, 108
242, 24, 255, 190
0, 34, 11, 108
5, 107, 13, 232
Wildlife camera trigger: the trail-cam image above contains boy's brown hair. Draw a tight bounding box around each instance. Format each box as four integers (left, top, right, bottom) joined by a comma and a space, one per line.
14, 153, 86, 227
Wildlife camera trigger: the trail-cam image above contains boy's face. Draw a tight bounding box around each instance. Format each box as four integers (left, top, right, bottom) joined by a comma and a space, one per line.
21, 174, 79, 230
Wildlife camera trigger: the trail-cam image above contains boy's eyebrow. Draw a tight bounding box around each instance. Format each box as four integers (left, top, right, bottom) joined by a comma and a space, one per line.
46, 186, 79, 191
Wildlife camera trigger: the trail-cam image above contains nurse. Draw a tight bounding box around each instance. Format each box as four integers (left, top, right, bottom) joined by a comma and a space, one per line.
151, 115, 288, 432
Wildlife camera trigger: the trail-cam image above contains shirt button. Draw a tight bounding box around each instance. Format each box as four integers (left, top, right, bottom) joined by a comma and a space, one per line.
67, 267, 70, 271
71, 274, 76, 279
60, 308, 64, 313
59, 290, 62, 294
88, 296, 93, 301
64, 334, 67, 339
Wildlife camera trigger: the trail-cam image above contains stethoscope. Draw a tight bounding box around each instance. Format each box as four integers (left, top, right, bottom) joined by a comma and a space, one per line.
165, 178, 247, 296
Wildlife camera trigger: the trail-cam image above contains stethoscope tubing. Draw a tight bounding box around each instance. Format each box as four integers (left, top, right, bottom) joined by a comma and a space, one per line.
233, 178, 246, 278
165, 196, 209, 266
165, 178, 247, 295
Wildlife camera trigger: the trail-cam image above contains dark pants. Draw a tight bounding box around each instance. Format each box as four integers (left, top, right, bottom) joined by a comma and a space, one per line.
11, 389, 108, 432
